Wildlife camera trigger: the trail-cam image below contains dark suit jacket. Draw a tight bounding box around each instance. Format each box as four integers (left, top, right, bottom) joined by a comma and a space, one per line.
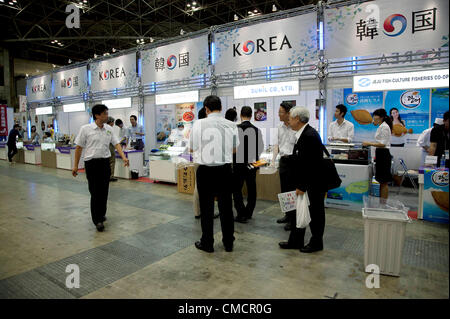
234, 121, 264, 165
288, 124, 325, 192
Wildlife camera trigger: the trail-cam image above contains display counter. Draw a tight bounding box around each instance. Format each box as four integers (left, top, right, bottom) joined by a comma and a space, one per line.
14, 141, 25, 163
41, 143, 57, 168
24, 144, 41, 165
149, 147, 188, 183
56, 146, 84, 170
325, 144, 371, 212
0, 143, 6, 160
418, 166, 449, 223
114, 149, 144, 179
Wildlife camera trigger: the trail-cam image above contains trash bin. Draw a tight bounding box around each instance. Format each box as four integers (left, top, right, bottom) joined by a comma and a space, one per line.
362, 196, 410, 277
130, 169, 139, 179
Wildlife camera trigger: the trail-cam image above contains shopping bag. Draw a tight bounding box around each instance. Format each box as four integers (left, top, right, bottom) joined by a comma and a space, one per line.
296, 192, 311, 228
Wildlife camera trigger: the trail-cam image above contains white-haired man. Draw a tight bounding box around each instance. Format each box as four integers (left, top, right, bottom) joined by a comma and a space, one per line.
278, 106, 327, 253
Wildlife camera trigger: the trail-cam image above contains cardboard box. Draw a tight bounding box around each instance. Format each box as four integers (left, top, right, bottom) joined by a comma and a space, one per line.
177, 164, 196, 194
41, 150, 57, 168
13, 149, 25, 163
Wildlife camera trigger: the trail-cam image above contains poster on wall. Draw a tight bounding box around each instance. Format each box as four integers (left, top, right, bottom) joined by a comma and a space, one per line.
343, 88, 383, 142
26, 74, 52, 102
431, 88, 449, 125
384, 89, 430, 134
214, 13, 317, 74
324, 0, 449, 60
156, 105, 175, 144
54, 65, 88, 97
90, 53, 138, 92
254, 102, 267, 121
0, 105, 8, 136
422, 168, 449, 223
175, 103, 197, 142
141, 35, 209, 84
19, 95, 27, 113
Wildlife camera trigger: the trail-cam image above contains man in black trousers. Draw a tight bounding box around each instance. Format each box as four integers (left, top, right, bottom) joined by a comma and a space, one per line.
233, 106, 264, 223
279, 106, 327, 253
72, 104, 129, 232
190, 96, 239, 253
7, 124, 22, 164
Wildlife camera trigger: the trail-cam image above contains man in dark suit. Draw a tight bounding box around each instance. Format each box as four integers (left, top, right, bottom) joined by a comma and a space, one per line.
233, 106, 265, 223
278, 106, 326, 253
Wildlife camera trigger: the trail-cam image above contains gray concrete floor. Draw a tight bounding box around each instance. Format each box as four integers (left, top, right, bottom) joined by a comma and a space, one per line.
0, 160, 448, 299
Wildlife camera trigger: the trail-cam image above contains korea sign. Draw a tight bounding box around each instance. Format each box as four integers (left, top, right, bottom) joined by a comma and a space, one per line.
214, 13, 318, 74
54, 66, 88, 97
90, 53, 138, 92
353, 69, 449, 92
234, 81, 299, 99
26, 74, 52, 102
141, 35, 209, 84
324, 0, 449, 59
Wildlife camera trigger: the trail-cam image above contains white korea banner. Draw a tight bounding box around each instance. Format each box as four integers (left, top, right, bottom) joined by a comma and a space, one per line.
141, 35, 209, 84
353, 69, 449, 92
26, 74, 52, 102
54, 66, 88, 97
214, 13, 318, 74
324, 0, 449, 59
90, 53, 138, 92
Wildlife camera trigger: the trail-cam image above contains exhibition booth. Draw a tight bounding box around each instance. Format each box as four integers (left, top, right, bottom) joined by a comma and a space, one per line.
4, 0, 447, 221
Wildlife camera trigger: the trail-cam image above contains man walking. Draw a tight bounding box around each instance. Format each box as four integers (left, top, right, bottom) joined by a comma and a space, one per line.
107, 117, 118, 182
190, 96, 239, 253
233, 106, 264, 223
7, 124, 22, 164
72, 104, 129, 232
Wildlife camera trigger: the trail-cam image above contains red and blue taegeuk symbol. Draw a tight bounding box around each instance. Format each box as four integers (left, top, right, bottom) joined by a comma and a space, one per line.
67, 78, 72, 88
383, 14, 407, 37
167, 55, 177, 70
243, 40, 255, 55
103, 70, 109, 79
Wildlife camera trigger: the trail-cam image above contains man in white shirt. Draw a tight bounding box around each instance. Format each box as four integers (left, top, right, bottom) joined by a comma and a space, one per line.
73, 104, 129, 232
114, 119, 127, 147
127, 115, 145, 150
272, 102, 297, 230
189, 95, 239, 253
417, 118, 443, 164
328, 104, 354, 143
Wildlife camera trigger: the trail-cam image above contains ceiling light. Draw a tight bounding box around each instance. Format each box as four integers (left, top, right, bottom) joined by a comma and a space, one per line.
68, 59, 72, 64
94, 54, 97, 58
234, 14, 238, 21
192, 1, 196, 5
52, 64, 56, 68
254, 9, 258, 13
112, 48, 116, 53
248, 11, 252, 14
83, 0, 87, 2
9, 2, 13, 5
187, 3, 190, 7
150, 37, 154, 43
272, 4, 277, 12
13, 0, 17, 2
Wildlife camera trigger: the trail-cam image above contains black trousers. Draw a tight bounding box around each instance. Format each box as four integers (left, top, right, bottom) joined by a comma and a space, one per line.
279, 157, 296, 221
232, 164, 257, 219
288, 190, 326, 248
7, 143, 17, 162
84, 158, 111, 225
197, 164, 234, 247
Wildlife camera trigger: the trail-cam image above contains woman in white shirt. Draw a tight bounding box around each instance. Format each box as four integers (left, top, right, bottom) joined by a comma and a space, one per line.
362, 109, 393, 199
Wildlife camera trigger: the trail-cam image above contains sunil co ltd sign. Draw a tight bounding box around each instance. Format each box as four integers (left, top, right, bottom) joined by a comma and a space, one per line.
234, 81, 299, 99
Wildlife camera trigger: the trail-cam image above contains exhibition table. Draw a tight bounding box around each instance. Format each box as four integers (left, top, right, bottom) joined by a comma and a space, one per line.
0, 143, 6, 160
418, 166, 449, 223
13, 142, 25, 163
56, 146, 84, 170
41, 142, 57, 168
24, 144, 41, 165
148, 147, 187, 183
114, 149, 144, 179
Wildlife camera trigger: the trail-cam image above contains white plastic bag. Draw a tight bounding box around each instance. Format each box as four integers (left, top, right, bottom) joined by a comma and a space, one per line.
296, 192, 311, 228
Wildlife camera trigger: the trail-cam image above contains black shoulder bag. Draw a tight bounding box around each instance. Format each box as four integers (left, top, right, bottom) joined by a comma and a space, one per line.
319, 145, 342, 192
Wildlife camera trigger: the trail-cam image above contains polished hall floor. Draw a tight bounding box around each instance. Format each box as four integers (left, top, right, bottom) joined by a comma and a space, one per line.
0, 161, 448, 299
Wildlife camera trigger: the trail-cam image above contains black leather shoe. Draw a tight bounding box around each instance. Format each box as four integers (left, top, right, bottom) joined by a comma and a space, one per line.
234, 216, 248, 224
279, 241, 300, 249
224, 244, 233, 252
102, 216, 107, 222
195, 215, 201, 219
284, 223, 293, 231
96, 222, 105, 232
300, 244, 323, 253
195, 241, 214, 253
110, 178, 118, 182
277, 215, 289, 224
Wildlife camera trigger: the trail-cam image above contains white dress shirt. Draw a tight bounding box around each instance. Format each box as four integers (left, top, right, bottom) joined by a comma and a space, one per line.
374, 122, 391, 148
190, 113, 239, 166
417, 127, 433, 164
75, 122, 120, 161
328, 119, 354, 143
276, 122, 297, 156
295, 123, 308, 143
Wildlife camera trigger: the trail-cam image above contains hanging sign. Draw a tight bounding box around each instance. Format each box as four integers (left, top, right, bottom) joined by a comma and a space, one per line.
155, 90, 199, 105
141, 35, 209, 84
324, 0, 449, 59
26, 74, 52, 102
234, 81, 299, 99
54, 66, 88, 97
0, 105, 8, 136
353, 69, 449, 92
214, 13, 318, 74
90, 53, 138, 92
